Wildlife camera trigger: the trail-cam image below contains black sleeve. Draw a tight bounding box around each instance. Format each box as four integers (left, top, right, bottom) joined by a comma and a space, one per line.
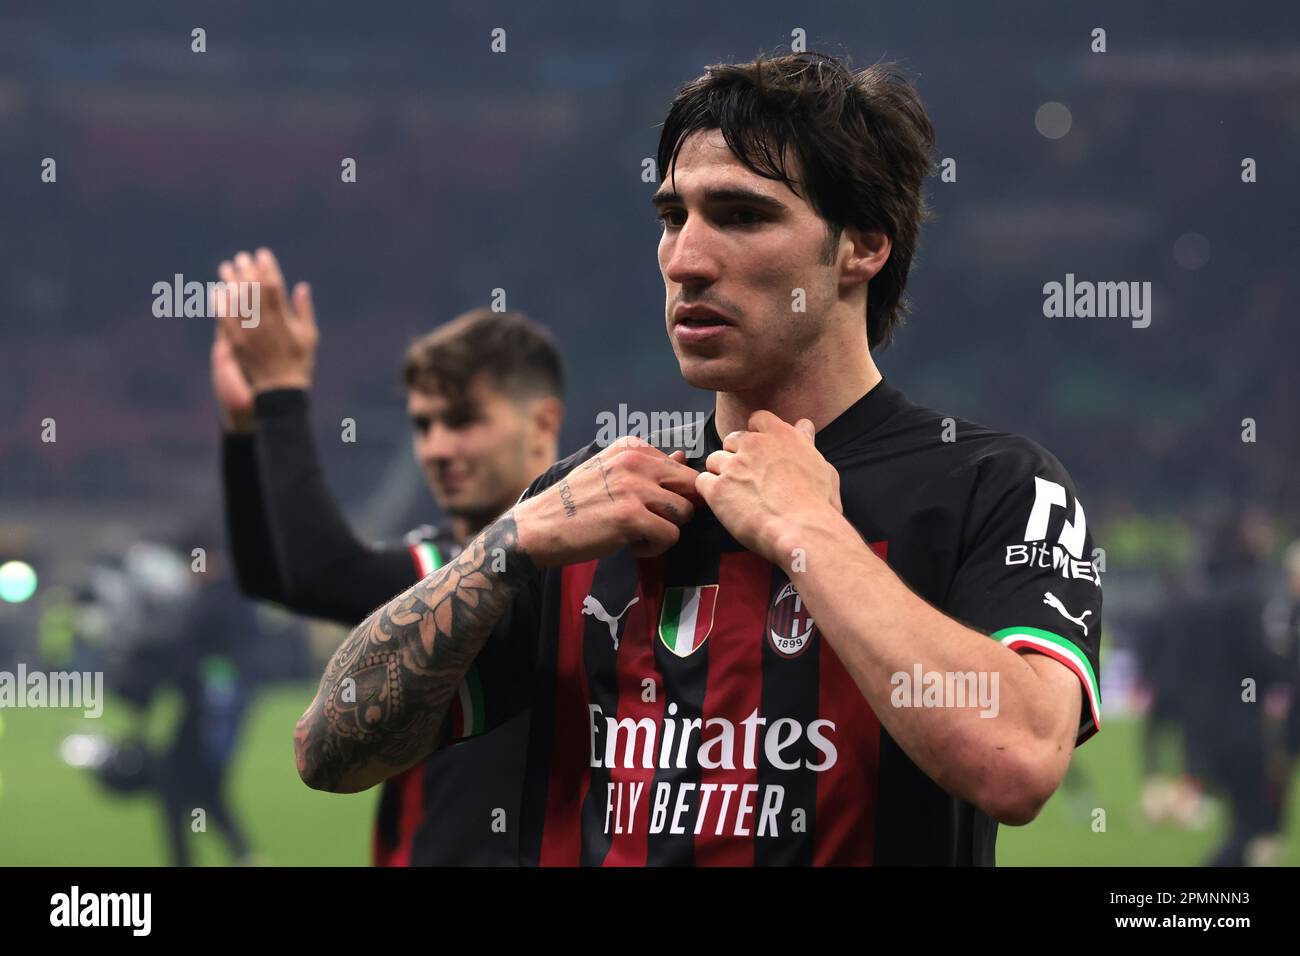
251, 388, 421, 626
221, 430, 287, 604
439, 573, 543, 745
944, 438, 1103, 746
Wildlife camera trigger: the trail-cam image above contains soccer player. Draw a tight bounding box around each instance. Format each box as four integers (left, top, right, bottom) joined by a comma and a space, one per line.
213, 251, 564, 864
295, 52, 1103, 866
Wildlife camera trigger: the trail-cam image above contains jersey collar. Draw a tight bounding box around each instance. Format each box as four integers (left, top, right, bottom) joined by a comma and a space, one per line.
693, 377, 909, 466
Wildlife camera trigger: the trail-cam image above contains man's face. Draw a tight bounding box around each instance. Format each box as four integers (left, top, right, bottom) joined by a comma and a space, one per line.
407, 374, 532, 520
654, 129, 843, 392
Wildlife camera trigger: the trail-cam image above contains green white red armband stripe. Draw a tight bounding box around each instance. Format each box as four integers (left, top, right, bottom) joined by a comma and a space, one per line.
408, 540, 443, 578
447, 665, 485, 741
991, 625, 1101, 744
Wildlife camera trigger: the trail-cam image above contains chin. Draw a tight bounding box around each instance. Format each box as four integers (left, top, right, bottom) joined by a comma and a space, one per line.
676, 354, 759, 392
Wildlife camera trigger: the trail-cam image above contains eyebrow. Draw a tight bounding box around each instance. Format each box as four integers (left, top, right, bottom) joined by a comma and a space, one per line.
410, 402, 476, 420
650, 187, 788, 213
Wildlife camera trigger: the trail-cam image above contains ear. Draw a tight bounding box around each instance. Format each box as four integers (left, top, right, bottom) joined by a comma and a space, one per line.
529, 396, 565, 444
837, 226, 891, 291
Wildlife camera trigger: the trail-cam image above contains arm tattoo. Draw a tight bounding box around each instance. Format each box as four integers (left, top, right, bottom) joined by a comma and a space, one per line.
294, 514, 537, 792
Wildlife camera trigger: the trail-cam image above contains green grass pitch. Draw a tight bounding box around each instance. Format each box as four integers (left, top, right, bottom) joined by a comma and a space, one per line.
1, 685, 1296, 866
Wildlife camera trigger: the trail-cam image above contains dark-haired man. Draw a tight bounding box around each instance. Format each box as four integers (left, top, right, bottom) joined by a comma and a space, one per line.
215, 248, 563, 864
296, 52, 1102, 866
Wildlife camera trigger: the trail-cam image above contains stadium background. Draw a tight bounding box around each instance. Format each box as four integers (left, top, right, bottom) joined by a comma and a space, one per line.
2, 1, 1298, 865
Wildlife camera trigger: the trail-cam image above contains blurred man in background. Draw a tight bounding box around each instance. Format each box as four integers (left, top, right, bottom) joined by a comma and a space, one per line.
1261, 539, 1300, 857
1137, 567, 1212, 829
64, 543, 259, 866
213, 248, 563, 865
1183, 509, 1287, 866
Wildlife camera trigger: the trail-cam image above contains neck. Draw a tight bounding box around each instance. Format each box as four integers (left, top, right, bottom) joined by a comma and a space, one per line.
451, 516, 476, 544
714, 328, 882, 437
452, 470, 545, 544
452, 508, 502, 544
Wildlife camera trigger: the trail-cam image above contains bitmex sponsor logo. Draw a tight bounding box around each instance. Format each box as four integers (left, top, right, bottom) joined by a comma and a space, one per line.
1005, 540, 1099, 584
0, 665, 103, 718
890, 665, 1000, 718
50, 886, 151, 936
1007, 476, 1099, 585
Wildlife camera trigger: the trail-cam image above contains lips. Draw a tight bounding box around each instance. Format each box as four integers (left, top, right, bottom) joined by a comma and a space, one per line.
673, 312, 734, 346
673, 305, 732, 327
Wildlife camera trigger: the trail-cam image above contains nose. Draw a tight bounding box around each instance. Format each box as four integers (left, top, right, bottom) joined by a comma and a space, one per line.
663, 214, 721, 288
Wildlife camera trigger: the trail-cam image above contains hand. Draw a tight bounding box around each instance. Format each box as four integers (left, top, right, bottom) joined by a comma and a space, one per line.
217, 248, 318, 392
513, 436, 702, 567
695, 411, 842, 565
210, 319, 255, 432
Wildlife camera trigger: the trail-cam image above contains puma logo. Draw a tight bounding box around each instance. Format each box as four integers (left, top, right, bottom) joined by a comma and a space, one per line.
1043, 591, 1091, 636
582, 594, 640, 651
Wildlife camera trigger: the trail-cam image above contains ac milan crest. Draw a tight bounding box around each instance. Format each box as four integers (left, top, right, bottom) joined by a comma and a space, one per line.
767, 580, 818, 657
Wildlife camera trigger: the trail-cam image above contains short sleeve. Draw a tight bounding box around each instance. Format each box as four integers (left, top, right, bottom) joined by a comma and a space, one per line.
441, 579, 540, 745
944, 439, 1103, 745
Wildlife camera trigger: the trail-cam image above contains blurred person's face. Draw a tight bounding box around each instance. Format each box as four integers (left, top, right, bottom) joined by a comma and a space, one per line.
654, 129, 853, 392
407, 374, 543, 523
1242, 509, 1277, 559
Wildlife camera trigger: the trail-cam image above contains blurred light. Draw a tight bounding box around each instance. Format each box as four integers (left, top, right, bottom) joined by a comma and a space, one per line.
1172, 231, 1211, 270
59, 734, 111, 769
1035, 101, 1073, 140
0, 561, 37, 603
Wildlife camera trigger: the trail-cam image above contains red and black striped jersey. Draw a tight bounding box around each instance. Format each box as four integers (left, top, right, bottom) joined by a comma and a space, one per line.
443, 379, 1102, 865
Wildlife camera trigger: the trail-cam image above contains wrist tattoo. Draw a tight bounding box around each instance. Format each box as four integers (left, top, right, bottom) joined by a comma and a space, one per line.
559, 479, 577, 518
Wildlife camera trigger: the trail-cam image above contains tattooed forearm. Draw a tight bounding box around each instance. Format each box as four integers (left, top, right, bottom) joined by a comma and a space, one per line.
293, 514, 537, 792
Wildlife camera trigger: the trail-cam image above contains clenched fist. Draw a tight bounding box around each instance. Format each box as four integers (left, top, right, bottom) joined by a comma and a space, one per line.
696, 411, 842, 565
514, 436, 702, 567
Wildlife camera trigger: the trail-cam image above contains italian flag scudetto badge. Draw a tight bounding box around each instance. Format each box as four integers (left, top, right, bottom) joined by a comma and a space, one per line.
658, 585, 719, 657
